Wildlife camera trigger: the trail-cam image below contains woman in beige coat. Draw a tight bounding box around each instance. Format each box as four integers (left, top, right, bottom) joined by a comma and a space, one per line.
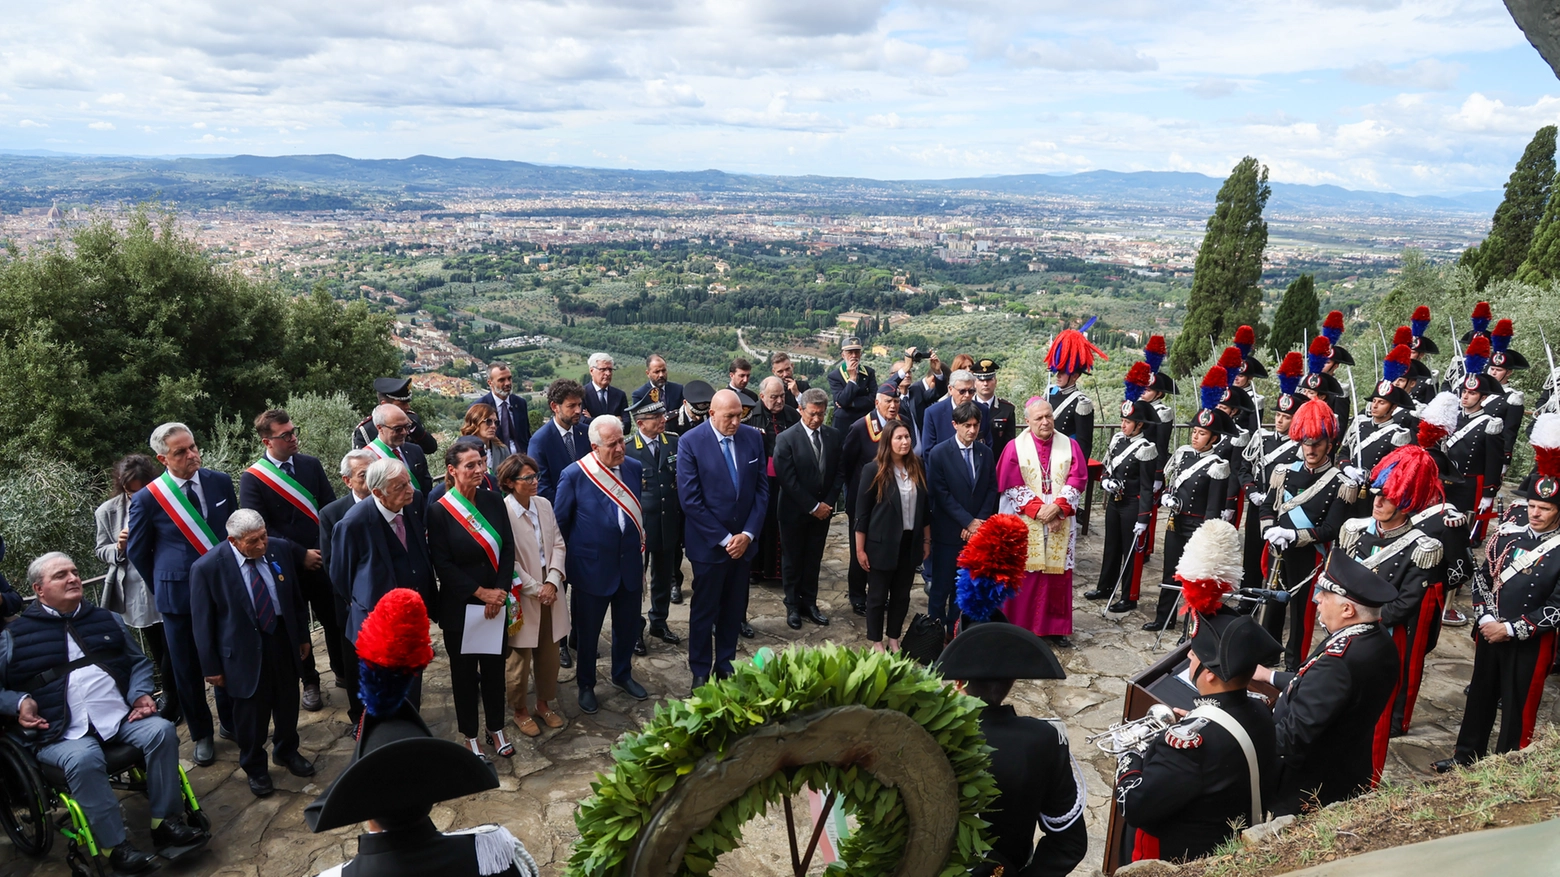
497, 453, 570, 737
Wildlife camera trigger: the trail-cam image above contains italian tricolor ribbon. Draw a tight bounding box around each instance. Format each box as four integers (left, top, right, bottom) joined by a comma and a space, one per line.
367, 438, 423, 492
246, 459, 319, 522
438, 489, 501, 571
146, 472, 219, 555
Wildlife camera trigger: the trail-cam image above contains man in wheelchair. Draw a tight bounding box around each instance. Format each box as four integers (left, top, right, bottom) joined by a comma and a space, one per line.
0, 552, 205, 874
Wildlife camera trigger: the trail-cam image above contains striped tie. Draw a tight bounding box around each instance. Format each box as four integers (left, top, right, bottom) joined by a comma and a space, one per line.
247, 560, 276, 635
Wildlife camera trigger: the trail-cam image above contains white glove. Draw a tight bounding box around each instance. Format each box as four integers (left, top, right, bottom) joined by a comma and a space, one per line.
1153, 480, 1164, 493
1343, 465, 1368, 486
1101, 478, 1121, 493
1220, 509, 1236, 523
1160, 493, 1176, 509
1264, 526, 1297, 550
1479, 496, 1494, 513
1132, 522, 1148, 537
1249, 491, 1268, 506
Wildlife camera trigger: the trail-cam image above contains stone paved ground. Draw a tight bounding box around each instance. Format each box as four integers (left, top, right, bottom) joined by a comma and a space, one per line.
3, 512, 1556, 876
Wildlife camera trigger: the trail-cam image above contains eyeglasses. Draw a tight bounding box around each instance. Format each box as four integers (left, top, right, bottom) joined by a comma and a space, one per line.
514, 474, 539, 483
386, 424, 412, 435
265, 428, 301, 441
479, 418, 497, 426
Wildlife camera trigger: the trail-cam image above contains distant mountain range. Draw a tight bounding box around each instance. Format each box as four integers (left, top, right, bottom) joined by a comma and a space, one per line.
0, 151, 1502, 216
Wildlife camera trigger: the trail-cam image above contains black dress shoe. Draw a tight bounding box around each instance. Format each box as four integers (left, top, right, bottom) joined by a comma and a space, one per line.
273, 752, 316, 777
633, 636, 648, 657
740, 621, 755, 639
1107, 599, 1138, 613
852, 604, 867, 617
1141, 618, 1169, 632
108, 841, 160, 874
787, 610, 803, 630
249, 774, 275, 798
218, 724, 235, 740
301, 682, 323, 712
578, 687, 599, 715
1432, 757, 1468, 774
690, 674, 709, 694
151, 819, 205, 849
612, 677, 649, 700
1045, 635, 1074, 649
1082, 588, 1111, 601
804, 607, 830, 626
558, 641, 573, 669
649, 625, 682, 645
670, 584, 683, 605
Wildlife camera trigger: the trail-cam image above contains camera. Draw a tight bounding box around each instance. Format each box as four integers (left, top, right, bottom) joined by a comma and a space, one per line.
910, 349, 929, 363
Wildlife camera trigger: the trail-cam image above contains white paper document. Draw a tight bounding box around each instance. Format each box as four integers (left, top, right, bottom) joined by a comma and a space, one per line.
461, 604, 505, 655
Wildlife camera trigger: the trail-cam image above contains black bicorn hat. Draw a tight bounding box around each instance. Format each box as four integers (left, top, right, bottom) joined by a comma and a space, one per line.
1239, 357, 1269, 379
736, 387, 761, 416
1461, 372, 1503, 397
683, 380, 715, 411
373, 376, 413, 400
1522, 477, 1560, 504
1368, 379, 1413, 409
1300, 372, 1344, 398
1410, 335, 1440, 355
1314, 547, 1398, 607
1220, 385, 1256, 412
1274, 393, 1304, 415
1189, 610, 1282, 681
1490, 349, 1530, 370
1329, 344, 1356, 366
1148, 372, 1178, 394
1426, 446, 1464, 485
1120, 399, 1158, 424
1193, 406, 1239, 436
935, 622, 1065, 681
1405, 359, 1433, 380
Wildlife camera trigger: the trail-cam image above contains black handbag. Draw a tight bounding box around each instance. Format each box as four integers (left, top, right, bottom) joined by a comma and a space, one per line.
899, 613, 947, 665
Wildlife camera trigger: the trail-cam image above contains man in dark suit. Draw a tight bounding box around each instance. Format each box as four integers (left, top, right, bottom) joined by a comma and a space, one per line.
749, 377, 799, 591
838, 384, 909, 615
631, 354, 685, 425
926, 402, 998, 636
583, 351, 629, 424
921, 369, 986, 458
329, 457, 433, 723
678, 390, 770, 687
554, 416, 648, 714
190, 511, 316, 797
352, 376, 439, 456
528, 378, 591, 504
625, 396, 682, 650
770, 351, 811, 409
827, 336, 878, 432
471, 361, 531, 456
772, 388, 843, 629
239, 408, 338, 711
319, 450, 375, 704
364, 404, 433, 514
127, 421, 237, 767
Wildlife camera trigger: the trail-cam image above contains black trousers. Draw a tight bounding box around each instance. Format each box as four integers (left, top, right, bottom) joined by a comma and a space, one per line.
443, 623, 508, 738
865, 532, 918, 641
160, 611, 233, 743
296, 565, 344, 685
140, 622, 178, 717
232, 626, 301, 780
1454, 631, 1557, 761
845, 509, 868, 610
1262, 545, 1323, 672
1095, 498, 1141, 601
1241, 503, 1266, 604
779, 512, 830, 612
753, 478, 783, 581
1151, 516, 1201, 625
645, 546, 677, 628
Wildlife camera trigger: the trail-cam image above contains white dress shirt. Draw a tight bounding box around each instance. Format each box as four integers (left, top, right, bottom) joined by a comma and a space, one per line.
894, 466, 916, 531
37, 603, 130, 742
518, 500, 545, 567
172, 472, 203, 516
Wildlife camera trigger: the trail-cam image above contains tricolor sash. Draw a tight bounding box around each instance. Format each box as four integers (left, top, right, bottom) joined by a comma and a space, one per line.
246, 459, 319, 522
146, 472, 219, 556
437, 489, 502, 570
367, 438, 423, 491
579, 452, 645, 543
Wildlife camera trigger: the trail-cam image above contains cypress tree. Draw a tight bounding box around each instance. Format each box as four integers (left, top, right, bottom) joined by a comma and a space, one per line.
1460, 124, 1556, 289
1517, 167, 1560, 285
1267, 273, 1319, 359
1169, 156, 1270, 377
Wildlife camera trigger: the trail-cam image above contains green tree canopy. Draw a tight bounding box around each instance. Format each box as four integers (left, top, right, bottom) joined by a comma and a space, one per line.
0, 210, 399, 470
1268, 273, 1319, 359
1517, 166, 1560, 286
1169, 156, 1270, 377
1460, 125, 1556, 290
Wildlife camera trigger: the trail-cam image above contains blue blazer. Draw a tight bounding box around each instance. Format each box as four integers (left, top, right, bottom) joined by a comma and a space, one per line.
553, 456, 644, 599
471, 391, 531, 454
926, 439, 999, 546
239, 453, 336, 550
632, 381, 685, 415
676, 422, 770, 566
582, 383, 629, 423
126, 468, 237, 616
527, 419, 591, 503
328, 492, 435, 640
190, 537, 311, 700
921, 397, 992, 459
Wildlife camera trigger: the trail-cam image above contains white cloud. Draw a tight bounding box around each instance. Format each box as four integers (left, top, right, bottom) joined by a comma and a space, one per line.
18, 119, 46, 128
1186, 78, 1238, 99
1007, 37, 1157, 72
88, 121, 115, 130
1344, 59, 1463, 90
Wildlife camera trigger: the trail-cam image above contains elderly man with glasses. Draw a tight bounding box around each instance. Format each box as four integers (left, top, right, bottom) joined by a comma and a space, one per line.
919, 368, 987, 458
362, 403, 434, 515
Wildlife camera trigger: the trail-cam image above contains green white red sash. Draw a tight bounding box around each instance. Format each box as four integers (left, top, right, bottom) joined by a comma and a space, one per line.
367, 438, 423, 491
246, 458, 318, 522
146, 472, 219, 555
437, 489, 502, 570
579, 452, 644, 543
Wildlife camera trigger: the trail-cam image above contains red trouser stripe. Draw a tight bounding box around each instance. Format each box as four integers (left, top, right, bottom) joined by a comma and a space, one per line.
1129, 530, 1147, 601
1132, 829, 1161, 863
1401, 583, 1444, 732
1374, 626, 1408, 785
1519, 631, 1557, 750
1299, 548, 1321, 659
1232, 490, 1245, 529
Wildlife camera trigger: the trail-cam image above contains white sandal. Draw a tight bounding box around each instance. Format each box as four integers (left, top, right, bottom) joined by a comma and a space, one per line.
465, 737, 484, 757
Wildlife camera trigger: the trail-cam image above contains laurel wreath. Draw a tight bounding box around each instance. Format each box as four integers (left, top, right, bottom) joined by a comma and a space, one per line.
565, 644, 998, 877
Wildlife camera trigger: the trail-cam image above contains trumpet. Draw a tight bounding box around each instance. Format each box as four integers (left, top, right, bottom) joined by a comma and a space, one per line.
1087, 703, 1178, 756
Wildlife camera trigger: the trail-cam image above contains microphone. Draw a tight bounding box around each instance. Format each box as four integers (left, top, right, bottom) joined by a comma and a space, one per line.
1238, 587, 1290, 604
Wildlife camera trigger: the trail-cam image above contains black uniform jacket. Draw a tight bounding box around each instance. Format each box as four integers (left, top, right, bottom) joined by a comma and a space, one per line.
1260, 461, 1355, 549
1116, 689, 1277, 863
1102, 431, 1157, 522
1445, 409, 1505, 499
1270, 622, 1398, 815
1339, 518, 1441, 629
332, 820, 523, 877
978, 704, 1087, 877
426, 488, 517, 634
1164, 446, 1230, 526
1049, 386, 1095, 461
1473, 522, 1560, 640
625, 430, 681, 554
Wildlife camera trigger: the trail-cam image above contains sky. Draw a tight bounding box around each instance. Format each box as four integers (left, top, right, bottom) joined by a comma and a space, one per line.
3, 0, 1559, 195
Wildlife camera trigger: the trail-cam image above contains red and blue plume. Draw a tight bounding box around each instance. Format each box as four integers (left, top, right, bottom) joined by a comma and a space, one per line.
955, 514, 1030, 622
1217, 346, 1244, 385
1322, 310, 1345, 344
1046, 328, 1108, 374
1278, 351, 1304, 396
1201, 366, 1229, 411
1233, 325, 1255, 358
1392, 326, 1413, 348
1383, 344, 1412, 382
1411, 305, 1431, 337
1464, 334, 1491, 376
1307, 336, 1333, 375
354, 588, 434, 719
1471, 301, 1492, 334
1144, 335, 1167, 372
1124, 361, 1153, 402
1289, 398, 1340, 443
1370, 445, 1445, 516
1491, 318, 1514, 352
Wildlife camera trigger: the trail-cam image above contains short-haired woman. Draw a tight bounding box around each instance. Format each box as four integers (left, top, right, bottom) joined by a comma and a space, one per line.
496, 453, 569, 737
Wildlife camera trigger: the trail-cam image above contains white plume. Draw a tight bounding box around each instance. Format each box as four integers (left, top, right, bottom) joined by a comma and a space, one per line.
1175, 519, 1244, 585
1420, 391, 1461, 432
1533, 413, 1560, 450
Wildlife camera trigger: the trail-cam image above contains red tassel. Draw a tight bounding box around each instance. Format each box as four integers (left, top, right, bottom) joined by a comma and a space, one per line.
1202, 366, 1229, 389
1417, 420, 1449, 448
1125, 361, 1153, 387
1308, 336, 1333, 357
1466, 335, 1492, 358
956, 514, 1030, 588
1176, 577, 1232, 616
1385, 344, 1412, 366
1371, 445, 1444, 515
1289, 398, 1340, 443
1145, 335, 1167, 355
1412, 305, 1432, 322
1392, 326, 1413, 347
1217, 346, 1245, 372
1323, 310, 1345, 331
1472, 301, 1492, 320
1537, 447, 1560, 481
1277, 351, 1304, 378
1493, 318, 1514, 338
1233, 325, 1255, 347
354, 588, 434, 672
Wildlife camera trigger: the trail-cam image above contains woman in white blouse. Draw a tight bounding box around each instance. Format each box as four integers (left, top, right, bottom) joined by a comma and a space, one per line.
852, 421, 930, 652
497, 453, 570, 737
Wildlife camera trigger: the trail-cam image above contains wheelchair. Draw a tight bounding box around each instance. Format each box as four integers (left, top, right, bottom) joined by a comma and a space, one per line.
0, 733, 210, 875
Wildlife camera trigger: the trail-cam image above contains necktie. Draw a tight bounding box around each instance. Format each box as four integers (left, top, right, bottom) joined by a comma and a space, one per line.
496, 400, 510, 447
564, 429, 578, 460
611, 468, 627, 530
964, 446, 975, 483
650, 440, 659, 467
183, 480, 204, 520
720, 436, 740, 488
281, 459, 295, 478
247, 560, 276, 635
810, 429, 824, 466
600, 388, 608, 409
392, 513, 407, 548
